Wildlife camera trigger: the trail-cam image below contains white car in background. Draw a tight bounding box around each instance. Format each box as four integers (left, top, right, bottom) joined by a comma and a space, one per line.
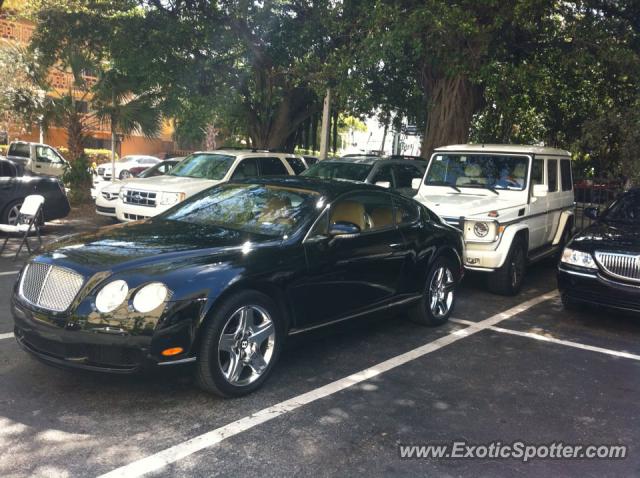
115, 150, 302, 221
96, 155, 160, 181
95, 159, 182, 218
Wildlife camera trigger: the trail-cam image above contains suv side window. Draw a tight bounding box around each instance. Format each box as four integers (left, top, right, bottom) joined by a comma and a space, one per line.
371, 164, 394, 187
36, 146, 63, 163
393, 196, 420, 225
330, 192, 395, 232
285, 157, 307, 175
231, 158, 259, 179
547, 159, 558, 192
560, 159, 572, 191
531, 159, 544, 185
259, 157, 289, 176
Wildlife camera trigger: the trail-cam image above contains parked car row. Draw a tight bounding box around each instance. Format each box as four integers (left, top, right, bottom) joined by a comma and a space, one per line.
10, 142, 639, 399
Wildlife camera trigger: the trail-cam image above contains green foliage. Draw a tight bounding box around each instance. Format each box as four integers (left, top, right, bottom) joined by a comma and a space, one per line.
57, 147, 118, 165
61, 154, 92, 204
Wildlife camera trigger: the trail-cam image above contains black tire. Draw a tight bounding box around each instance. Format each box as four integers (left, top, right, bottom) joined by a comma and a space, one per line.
488, 238, 527, 296
195, 290, 283, 398
409, 256, 458, 326
119, 169, 131, 179
1, 199, 22, 225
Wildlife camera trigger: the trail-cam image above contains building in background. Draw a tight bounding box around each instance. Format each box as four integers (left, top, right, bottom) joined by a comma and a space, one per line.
0, 4, 176, 158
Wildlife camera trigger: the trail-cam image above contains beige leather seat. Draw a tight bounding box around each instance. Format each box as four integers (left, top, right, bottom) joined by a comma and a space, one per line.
456, 163, 487, 186
370, 207, 394, 228
331, 200, 366, 230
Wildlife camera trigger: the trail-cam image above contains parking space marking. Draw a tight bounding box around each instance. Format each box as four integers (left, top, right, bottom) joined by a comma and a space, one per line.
0, 270, 19, 276
0, 333, 13, 340
98, 291, 557, 478
451, 318, 640, 361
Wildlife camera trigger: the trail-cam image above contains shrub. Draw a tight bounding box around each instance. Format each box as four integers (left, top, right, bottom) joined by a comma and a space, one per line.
62, 154, 93, 205
57, 147, 118, 165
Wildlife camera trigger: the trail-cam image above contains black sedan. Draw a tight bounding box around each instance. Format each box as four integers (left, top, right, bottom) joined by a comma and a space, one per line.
558, 189, 640, 313
0, 158, 71, 224
12, 178, 463, 397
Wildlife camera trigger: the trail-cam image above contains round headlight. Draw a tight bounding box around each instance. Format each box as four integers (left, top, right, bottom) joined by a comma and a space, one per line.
132, 282, 168, 313
473, 222, 489, 238
95, 280, 129, 313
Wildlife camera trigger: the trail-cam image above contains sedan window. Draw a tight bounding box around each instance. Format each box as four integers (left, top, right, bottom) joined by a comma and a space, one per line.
302, 161, 373, 182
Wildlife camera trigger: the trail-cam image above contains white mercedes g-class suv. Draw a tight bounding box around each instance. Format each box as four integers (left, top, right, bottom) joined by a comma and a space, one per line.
115, 149, 304, 221
413, 144, 574, 295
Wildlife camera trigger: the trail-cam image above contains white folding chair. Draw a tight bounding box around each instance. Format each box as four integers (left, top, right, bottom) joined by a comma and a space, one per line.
0, 195, 45, 260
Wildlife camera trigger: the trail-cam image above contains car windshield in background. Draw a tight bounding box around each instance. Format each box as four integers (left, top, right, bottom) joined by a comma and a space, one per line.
425, 154, 530, 191
162, 183, 321, 237
603, 194, 640, 224
169, 153, 235, 180
302, 161, 373, 182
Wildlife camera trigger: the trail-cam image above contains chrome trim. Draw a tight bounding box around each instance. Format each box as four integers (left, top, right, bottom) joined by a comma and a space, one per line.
557, 266, 597, 279
594, 251, 640, 283
157, 357, 197, 366
18, 262, 85, 313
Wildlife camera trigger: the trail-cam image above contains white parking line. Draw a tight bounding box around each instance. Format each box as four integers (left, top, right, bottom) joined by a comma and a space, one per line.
98, 291, 558, 478
0, 332, 13, 340
451, 318, 640, 361
0, 270, 19, 277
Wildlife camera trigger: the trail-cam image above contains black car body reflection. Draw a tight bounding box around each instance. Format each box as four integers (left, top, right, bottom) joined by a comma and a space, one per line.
558, 189, 640, 312
12, 177, 463, 396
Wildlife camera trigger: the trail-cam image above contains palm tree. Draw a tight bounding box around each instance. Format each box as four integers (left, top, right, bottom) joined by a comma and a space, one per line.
92, 69, 162, 180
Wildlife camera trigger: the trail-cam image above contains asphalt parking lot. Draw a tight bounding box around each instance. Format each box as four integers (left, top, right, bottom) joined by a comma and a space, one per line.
1, 229, 639, 477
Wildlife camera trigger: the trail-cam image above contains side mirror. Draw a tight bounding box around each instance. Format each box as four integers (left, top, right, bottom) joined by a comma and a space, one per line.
375, 181, 390, 189
532, 184, 548, 198
329, 221, 361, 240
411, 178, 422, 190
584, 206, 600, 220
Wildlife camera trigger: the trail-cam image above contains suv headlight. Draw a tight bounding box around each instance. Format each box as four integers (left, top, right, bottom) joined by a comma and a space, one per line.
561, 248, 597, 270
160, 192, 186, 205
132, 282, 169, 313
95, 280, 129, 313
464, 220, 499, 243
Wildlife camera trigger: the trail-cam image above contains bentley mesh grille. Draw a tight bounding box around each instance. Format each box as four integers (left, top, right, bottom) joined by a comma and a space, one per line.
19, 262, 85, 312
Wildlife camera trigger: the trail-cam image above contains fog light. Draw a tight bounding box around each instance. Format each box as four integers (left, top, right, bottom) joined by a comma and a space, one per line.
161, 347, 184, 356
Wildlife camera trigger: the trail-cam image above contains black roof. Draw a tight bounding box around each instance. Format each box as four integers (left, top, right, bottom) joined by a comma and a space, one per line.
230, 176, 390, 198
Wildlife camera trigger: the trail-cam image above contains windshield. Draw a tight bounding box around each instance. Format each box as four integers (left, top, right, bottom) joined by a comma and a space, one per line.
169, 153, 235, 180
603, 194, 640, 224
162, 183, 321, 237
425, 154, 530, 191
302, 161, 373, 182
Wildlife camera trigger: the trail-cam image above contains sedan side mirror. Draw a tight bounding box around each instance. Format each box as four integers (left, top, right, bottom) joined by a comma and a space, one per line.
532, 184, 548, 198
329, 221, 361, 240
411, 178, 422, 190
375, 181, 390, 189
584, 206, 600, 220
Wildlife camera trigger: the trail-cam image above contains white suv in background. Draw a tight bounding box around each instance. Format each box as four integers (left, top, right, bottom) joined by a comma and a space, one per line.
413, 144, 575, 295
115, 150, 303, 221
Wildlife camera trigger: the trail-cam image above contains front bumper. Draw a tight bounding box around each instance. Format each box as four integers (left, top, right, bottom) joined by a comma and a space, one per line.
557, 266, 640, 313
116, 202, 171, 222
11, 296, 198, 373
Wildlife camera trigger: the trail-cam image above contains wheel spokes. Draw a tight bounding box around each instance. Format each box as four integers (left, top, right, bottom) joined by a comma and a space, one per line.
249, 321, 274, 347
225, 351, 244, 383
219, 333, 236, 353
248, 353, 267, 375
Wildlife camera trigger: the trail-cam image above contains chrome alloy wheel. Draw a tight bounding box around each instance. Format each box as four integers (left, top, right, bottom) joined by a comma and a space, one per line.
428, 266, 455, 318
7, 204, 21, 225
217, 305, 276, 386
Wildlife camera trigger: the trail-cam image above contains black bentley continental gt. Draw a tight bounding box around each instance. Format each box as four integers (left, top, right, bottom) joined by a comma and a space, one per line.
558, 188, 640, 313
12, 177, 464, 397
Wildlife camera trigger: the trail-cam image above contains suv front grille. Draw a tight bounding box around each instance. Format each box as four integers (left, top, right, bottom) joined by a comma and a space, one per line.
123, 189, 157, 207
19, 262, 85, 312
595, 251, 640, 283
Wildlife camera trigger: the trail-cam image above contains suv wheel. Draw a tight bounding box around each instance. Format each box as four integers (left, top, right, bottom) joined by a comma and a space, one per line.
119, 170, 131, 179
409, 256, 458, 326
195, 290, 283, 397
489, 238, 527, 296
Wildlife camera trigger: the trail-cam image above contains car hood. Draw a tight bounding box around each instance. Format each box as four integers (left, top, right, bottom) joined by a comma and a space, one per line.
35, 219, 279, 276
119, 175, 223, 193
417, 192, 524, 218
571, 221, 640, 254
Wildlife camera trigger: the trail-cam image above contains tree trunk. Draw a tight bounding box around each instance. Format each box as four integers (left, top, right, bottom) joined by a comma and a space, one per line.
332, 110, 338, 154
421, 75, 479, 158
380, 116, 389, 155
67, 111, 85, 161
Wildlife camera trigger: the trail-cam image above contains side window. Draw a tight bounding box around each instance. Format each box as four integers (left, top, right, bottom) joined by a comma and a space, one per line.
393, 196, 420, 225
142, 158, 157, 164
285, 157, 307, 175
231, 158, 259, 179
393, 164, 425, 189
531, 159, 544, 185
547, 159, 558, 192
560, 159, 572, 191
330, 192, 395, 232
259, 157, 289, 176
9, 143, 29, 158
36, 146, 62, 163
371, 164, 393, 187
